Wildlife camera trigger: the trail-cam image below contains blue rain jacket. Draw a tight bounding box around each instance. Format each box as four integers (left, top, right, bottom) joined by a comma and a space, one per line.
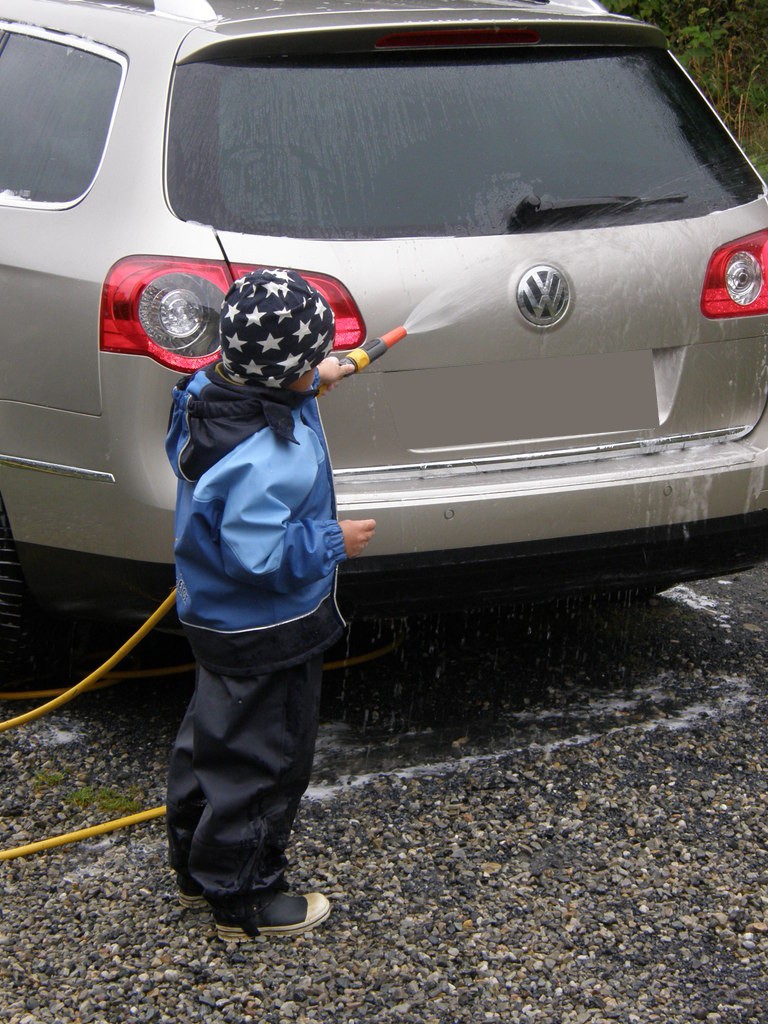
166, 365, 346, 675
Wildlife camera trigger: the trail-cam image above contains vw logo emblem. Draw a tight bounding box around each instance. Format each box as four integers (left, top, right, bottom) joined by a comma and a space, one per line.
517, 265, 570, 326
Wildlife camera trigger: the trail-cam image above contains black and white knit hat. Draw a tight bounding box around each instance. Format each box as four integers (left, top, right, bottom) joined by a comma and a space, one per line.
219, 268, 335, 388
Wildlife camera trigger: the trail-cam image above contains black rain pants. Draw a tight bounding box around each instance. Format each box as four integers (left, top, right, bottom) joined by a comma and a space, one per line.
165, 655, 323, 908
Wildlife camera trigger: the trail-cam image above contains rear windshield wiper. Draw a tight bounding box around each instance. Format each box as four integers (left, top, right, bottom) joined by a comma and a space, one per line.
507, 192, 688, 231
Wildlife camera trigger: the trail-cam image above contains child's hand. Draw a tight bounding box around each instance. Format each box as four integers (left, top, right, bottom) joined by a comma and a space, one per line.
317, 356, 356, 392
339, 519, 376, 558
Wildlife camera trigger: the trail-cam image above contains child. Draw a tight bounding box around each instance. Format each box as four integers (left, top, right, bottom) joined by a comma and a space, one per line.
164, 267, 376, 941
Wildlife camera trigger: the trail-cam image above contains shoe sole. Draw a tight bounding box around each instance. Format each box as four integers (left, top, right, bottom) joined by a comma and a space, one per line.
179, 892, 208, 911
215, 895, 331, 941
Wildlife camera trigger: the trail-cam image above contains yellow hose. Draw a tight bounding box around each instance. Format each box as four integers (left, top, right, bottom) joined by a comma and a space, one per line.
0, 590, 400, 860
0, 806, 167, 861
0, 662, 197, 701
324, 636, 401, 670
0, 638, 393, 702
0, 590, 177, 733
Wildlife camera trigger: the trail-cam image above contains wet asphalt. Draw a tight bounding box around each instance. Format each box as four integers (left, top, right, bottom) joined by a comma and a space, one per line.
314, 566, 768, 783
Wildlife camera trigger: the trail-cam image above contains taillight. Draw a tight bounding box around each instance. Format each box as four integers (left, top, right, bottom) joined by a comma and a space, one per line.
376, 28, 540, 48
101, 256, 232, 371
102, 257, 367, 370
701, 230, 768, 319
231, 264, 366, 350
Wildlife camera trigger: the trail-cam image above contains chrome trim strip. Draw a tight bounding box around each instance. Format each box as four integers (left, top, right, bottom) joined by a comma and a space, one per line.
0, 454, 115, 483
0, 427, 751, 487
333, 426, 751, 481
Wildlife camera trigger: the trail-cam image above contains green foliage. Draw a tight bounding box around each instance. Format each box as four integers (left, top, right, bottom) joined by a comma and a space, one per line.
66, 785, 142, 815
601, 0, 767, 166
33, 769, 67, 790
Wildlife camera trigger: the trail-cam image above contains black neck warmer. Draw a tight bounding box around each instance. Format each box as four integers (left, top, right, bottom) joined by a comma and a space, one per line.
177, 363, 317, 481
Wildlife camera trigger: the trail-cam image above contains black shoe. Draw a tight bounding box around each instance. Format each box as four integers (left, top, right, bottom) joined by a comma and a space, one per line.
213, 891, 331, 941
176, 873, 208, 911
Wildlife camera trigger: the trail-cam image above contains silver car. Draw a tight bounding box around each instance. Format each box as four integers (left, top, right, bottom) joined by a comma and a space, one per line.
1, 0, 767, 674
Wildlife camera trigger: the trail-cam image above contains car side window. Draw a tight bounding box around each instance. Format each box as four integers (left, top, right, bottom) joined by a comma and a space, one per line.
0, 29, 122, 205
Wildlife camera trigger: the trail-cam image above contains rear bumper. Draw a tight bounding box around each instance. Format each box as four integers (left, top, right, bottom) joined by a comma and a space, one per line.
19, 511, 768, 622
337, 511, 768, 615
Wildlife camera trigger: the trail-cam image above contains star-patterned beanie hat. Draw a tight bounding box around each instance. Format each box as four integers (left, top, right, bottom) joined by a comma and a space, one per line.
219, 268, 335, 388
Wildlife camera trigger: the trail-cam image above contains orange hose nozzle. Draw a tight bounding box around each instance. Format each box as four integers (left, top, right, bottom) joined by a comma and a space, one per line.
380, 325, 407, 348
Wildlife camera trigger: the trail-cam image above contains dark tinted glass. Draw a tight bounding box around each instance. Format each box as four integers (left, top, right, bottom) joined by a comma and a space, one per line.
168, 49, 762, 239
0, 32, 121, 203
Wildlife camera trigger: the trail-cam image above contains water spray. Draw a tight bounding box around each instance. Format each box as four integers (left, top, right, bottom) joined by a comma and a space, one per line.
324, 260, 499, 390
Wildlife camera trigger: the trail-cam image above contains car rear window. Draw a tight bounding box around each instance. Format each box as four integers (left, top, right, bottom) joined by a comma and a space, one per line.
0, 29, 122, 205
167, 48, 763, 239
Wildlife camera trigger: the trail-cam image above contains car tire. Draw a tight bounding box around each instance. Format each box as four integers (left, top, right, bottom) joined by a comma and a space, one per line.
0, 493, 72, 683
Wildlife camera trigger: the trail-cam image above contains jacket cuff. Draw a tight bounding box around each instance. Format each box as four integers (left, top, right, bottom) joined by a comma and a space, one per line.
327, 522, 348, 563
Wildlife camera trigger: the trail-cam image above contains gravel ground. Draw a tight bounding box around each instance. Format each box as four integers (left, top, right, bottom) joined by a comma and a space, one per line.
2, 571, 768, 1023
